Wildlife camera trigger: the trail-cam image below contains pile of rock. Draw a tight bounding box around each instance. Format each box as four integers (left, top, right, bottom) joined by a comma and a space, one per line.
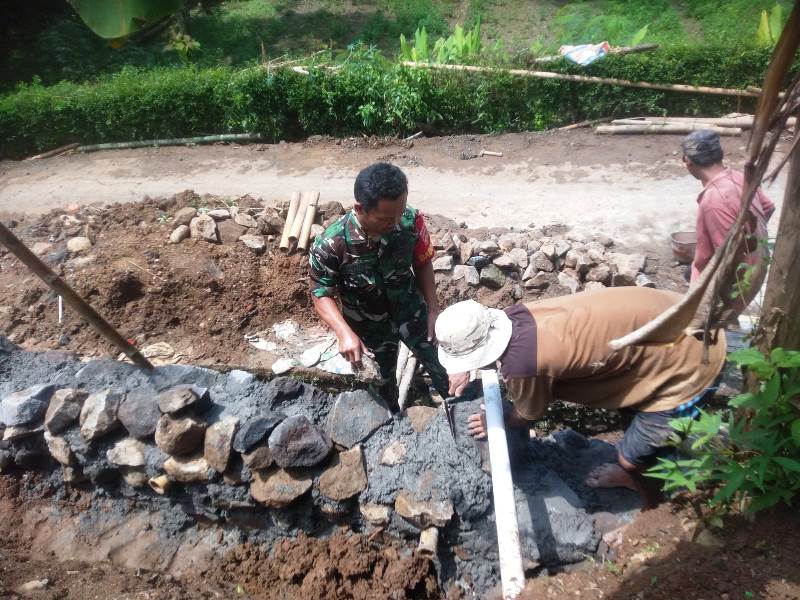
166, 194, 345, 254
431, 229, 654, 298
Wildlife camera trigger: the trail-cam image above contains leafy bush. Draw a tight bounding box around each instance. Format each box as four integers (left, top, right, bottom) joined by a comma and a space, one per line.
648, 348, 800, 515
0, 45, 781, 158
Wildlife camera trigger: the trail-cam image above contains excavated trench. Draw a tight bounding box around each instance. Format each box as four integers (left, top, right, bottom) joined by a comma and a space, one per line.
0, 336, 640, 597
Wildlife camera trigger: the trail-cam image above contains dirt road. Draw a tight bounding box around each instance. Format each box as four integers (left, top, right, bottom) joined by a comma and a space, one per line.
0, 130, 787, 245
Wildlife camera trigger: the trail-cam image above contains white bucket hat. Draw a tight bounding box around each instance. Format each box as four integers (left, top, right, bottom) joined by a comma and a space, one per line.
436, 300, 513, 374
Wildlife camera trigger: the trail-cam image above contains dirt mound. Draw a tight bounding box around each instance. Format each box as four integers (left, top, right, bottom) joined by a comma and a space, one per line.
0, 194, 315, 367
216, 531, 440, 600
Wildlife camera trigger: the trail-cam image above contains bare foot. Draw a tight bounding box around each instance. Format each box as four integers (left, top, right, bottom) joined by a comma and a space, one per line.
585, 463, 638, 492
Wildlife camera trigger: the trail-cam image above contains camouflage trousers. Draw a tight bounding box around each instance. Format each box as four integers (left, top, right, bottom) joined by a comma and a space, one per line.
346, 302, 450, 410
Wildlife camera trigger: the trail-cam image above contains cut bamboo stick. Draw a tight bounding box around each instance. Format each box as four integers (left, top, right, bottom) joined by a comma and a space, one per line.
288, 193, 309, 243
397, 356, 418, 411
612, 115, 795, 130
596, 124, 742, 136
25, 142, 79, 161
279, 192, 301, 250
395, 342, 410, 384
297, 191, 321, 253
401, 61, 762, 98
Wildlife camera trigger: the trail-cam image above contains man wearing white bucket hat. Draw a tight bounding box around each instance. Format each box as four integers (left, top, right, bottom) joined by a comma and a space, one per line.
435, 286, 726, 508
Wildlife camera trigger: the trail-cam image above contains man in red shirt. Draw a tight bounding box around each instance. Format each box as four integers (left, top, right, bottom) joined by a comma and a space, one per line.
682, 130, 776, 311
309, 162, 448, 408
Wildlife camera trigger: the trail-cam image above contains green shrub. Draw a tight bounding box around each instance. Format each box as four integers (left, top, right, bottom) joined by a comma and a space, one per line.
648, 348, 800, 516
0, 45, 781, 158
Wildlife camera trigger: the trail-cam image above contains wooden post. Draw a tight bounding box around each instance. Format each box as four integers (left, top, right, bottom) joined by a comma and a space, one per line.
0, 222, 154, 370
755, 126, 800, 352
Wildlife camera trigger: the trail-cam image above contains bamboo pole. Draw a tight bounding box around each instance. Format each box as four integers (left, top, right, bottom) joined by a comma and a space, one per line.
25, 142, 79, 160
613, 115, 796, 130
77, 133, 263, 153
288, 193, 309, 243
596, 124, 742, 135
280, 192, 301, 251
395, 342, 410, 384
397, 356, 418, 411
401, 61, 762, 98
296, 191, 321, 253
0, 222, 154, 370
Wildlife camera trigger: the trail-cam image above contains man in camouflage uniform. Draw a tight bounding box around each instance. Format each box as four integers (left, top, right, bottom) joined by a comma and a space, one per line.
309, 162, 449, 409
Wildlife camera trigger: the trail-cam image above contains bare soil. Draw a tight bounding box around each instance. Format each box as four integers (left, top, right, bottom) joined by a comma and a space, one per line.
0, 472, 797, 600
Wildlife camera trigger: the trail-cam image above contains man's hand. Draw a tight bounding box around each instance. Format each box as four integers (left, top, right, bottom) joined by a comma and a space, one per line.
448, 372, 470, 397
467, 404, 488, 439
467, 404, 530, 440
427, 307, 439, 344
337, 328, 369, 365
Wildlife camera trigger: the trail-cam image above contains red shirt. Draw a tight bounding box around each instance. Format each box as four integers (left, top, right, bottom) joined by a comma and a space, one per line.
691, 168, 775, 309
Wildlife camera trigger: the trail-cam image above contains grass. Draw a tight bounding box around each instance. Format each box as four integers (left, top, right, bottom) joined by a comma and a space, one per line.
0, 0, 793, 90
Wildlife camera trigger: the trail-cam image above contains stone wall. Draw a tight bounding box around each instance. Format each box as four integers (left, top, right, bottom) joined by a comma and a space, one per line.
0, 337, 640, 594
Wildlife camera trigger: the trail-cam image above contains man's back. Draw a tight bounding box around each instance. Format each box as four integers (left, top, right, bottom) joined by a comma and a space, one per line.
504, 287, 726, 418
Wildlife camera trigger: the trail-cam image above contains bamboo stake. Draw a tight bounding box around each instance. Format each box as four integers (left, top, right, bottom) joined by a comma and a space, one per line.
288, 193, 309, 243
0, 222, 153, 370
297, 191, 321, 253
555, 117, 612, 131
395, 342, 410, 384
279, 192, 301, 251
401, 61, 762, 98
596, 124, 742, 136
397, 356, 418, 411
613, 115, 796, 130
25, 142, 79, 160
77, 133, 263, 153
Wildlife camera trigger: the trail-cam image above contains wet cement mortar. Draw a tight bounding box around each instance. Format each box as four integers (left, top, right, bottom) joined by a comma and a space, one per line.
0, 336, 640, 596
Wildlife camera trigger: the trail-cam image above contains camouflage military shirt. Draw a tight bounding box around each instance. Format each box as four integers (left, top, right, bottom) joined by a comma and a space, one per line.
308, 206, 434, 325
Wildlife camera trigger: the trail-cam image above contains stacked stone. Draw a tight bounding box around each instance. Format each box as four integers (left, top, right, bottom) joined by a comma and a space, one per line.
431, 228, 654, 298
0, 378, 455, 534
167, 192, 345, 254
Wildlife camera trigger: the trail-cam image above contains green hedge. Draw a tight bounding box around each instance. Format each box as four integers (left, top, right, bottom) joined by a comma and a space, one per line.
0, 46, 780, 158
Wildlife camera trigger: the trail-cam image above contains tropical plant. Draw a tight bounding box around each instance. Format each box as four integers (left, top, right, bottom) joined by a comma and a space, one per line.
756, 3, 785, 45
629, 24, 650, 46
68, 0, 183, 40
400, 20, 481, 64
648, 347, 800, 515
164, 30, 201, 65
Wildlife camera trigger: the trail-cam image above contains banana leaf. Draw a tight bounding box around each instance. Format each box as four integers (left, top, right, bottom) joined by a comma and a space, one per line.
69, 0, 183, 40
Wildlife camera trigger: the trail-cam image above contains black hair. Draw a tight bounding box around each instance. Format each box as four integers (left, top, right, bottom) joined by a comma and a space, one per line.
353, 162, 408, 212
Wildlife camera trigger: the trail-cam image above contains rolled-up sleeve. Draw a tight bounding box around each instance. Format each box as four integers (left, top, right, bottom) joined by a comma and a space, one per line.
309, 236, 341, 298
505, 375, 554, 421
412, 211, 434, 268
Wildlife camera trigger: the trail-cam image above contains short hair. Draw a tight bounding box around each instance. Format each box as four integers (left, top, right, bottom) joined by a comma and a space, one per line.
682, 129, 724, 167
353, 162, 408, 212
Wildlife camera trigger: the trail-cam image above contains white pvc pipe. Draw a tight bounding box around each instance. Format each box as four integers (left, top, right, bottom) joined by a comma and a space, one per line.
58, 296, 63, 324
481, 369, 525, 599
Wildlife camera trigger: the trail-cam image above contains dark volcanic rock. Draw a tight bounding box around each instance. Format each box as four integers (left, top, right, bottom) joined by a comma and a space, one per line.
0, 384, 55, 426
269, 415, 331, 468
327, 390, 391, 449
233, 414, 285, 453
118, 386, 161, 438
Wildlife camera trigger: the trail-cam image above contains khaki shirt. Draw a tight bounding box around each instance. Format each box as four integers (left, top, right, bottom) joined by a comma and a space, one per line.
500, 287, 726, 420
